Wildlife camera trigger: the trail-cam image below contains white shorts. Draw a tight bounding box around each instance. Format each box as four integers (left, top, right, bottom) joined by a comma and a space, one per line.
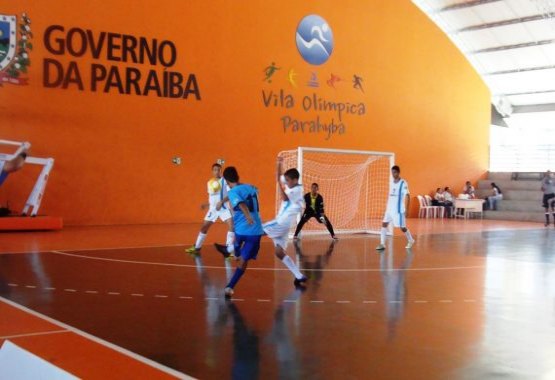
204, 208, 232, 223
383, 209, 406, 228
263, 219, 291, 250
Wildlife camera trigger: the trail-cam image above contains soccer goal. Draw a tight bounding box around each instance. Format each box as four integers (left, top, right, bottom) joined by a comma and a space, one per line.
277, 147, 394, 236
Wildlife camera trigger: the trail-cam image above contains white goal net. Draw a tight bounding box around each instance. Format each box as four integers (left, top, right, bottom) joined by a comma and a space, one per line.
277, 147, 394, 235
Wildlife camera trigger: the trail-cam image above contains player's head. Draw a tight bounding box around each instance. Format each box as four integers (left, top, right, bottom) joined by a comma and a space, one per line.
465, 181, 472, 186
311, 183, 319, 195
223, 166, 239, 186
444, 187, 450, 192
391, 165, 400, 179
546, 170, 552, 178
491, 182, 497, 189
211, 163, 222, 178
283, 168, 300, 188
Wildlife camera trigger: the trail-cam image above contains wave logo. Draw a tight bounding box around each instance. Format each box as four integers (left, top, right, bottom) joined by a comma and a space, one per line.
296, 15, 333, 66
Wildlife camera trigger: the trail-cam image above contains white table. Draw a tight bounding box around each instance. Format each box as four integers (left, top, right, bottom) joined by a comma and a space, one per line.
454, 199, 485, 219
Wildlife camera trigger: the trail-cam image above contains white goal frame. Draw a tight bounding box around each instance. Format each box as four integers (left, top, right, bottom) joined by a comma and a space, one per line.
0, 139, 55, 216
279, 147, 395, 236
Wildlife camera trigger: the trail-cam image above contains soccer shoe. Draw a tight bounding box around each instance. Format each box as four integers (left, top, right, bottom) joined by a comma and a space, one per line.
375, 244, 386, 251
214, 243, 231, 259
294, 276, 308, 289
405, 240, 415, 249
185, 246, 200, 255
332, 235, 339, 240
224, 287, 234, 298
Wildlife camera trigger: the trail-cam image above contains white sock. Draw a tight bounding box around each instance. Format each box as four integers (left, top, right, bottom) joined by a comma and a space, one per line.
404, 229, 414, 242
380, 227, 387, 245
226, 232, 235, 253
282, 256, 304, 280
195, 232, 207, 249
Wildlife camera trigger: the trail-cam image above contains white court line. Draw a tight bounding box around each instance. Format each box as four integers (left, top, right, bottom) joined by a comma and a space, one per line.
131, 294, 144, 297
363, 301, 377, 304
414, 300, 428, 303
64, 289, 77, 293
85, 290, 98, 294
310, 300, 325, 304
256, 299, 271, 303
154, 295, 168, 298
0, 329, 69, 340
25, 285, 36, 289
179, 296, 193, 300
8, 283, 18, 287
50, 250, 485, 273
0, 296, 191, 379
108, 292, 121, 296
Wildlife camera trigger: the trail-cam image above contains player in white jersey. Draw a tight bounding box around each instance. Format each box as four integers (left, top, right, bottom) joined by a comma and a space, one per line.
263, 158, 308, 287
185, 163, 235, 256
376, 165, 415, 250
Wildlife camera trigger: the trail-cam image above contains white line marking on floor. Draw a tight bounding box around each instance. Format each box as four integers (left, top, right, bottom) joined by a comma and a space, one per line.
179, 296, 193, 300
131, 293, 144, 297
108, 292, 120, 296
336, 300, 351, 304
25, 285, 36, 289
8, 283, 18, 287
310, 300, 324, 303
256, 299, 271, 302
0, 296, 192, 379
64, 289, 77, 293
230, 298, 244, 302
85, 290, 98, 294
0, 329, 69, 340
283, 300, 297, 303
363, 301, 377, 304
154, 295, 168, 298
389, 301, 402, 304
414, 300, 428, 303
205, 297, 219, 301
49, 250, 486, 273
44, 287, 56, 291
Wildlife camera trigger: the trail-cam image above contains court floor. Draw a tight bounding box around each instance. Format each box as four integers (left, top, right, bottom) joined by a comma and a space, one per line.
0, 220, 554, 379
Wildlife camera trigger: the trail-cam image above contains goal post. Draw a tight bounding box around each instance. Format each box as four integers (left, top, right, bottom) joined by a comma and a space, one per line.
277, 147, 394, 236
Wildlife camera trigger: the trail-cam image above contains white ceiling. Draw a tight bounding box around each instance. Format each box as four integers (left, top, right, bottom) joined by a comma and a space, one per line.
413, 0, 555, 114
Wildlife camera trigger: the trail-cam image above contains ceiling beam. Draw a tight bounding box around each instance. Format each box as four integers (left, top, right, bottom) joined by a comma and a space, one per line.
484, 65, 555, 76
512, 103, 555, 113
453, 14, 545, 33
437, 0, 502, 12
469, 39, 555, 54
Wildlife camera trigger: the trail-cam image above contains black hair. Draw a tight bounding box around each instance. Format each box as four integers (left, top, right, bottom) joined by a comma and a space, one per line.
436, 187, 441, 191
19, 152, 27, 159
223, 167, 239, 183
284, 168, 300, 180
311, 183, 319, 188
391, 165, 400, 172
212, 163, 222, 169
444, 187, 450, 191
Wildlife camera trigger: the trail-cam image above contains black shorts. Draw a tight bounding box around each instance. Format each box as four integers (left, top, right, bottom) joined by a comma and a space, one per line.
543, 193, 555, 208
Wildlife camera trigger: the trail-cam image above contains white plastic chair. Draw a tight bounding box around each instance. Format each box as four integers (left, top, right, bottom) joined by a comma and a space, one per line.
424, 195, 444, 218
417, 195, 435, 218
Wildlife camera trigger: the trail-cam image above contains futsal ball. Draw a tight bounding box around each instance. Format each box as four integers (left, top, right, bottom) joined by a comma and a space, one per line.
209, 179, 222, 192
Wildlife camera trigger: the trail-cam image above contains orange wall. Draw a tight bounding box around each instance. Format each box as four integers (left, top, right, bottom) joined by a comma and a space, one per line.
0, 0, 490, 225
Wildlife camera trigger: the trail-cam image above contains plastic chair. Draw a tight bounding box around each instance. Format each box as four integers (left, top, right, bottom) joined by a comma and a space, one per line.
424, 195, 444, 218
417, 195, 435, 218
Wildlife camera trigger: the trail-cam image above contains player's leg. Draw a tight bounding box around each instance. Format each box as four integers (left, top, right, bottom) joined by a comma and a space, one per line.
220, 210, 236, 255
224, 235, 261, 297
271, 232, 307, 286
319, 214, 337, 239
543, 195, 550, 227
186, 219, 214, 254
293, 211, 313, 239
377, 214, 391, 250
550, 196, 555, 227
398, 211, 415, 248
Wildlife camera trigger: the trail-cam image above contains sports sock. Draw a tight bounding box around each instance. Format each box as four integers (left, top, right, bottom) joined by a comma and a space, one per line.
404, 229, 414, 242
380, 227, 387, 245
281, 255, 304, 280
226, 232, 235, 253
195, 232, 207, 249
227, 268, 245, 289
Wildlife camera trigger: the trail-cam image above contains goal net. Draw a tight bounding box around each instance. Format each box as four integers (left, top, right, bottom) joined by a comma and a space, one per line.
277, 147, 394, 236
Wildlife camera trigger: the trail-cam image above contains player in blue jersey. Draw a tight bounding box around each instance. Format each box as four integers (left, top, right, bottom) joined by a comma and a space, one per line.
216, 166, 264, 298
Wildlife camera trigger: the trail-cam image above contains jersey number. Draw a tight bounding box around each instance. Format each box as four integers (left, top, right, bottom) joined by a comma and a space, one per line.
244, 194, 259, 213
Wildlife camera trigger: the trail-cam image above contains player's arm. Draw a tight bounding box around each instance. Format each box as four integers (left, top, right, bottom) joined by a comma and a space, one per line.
216, 196, 229, 211
276, 157, 288, 201
237, 202, 254, 225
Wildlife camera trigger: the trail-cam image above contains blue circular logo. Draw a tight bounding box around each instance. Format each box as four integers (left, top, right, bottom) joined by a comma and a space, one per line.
296, 15, 333, 66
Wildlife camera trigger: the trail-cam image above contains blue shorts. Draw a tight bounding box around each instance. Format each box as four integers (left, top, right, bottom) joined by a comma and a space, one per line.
234, 234, 262, 261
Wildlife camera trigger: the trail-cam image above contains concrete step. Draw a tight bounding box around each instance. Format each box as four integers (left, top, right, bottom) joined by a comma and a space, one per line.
487, 172, 513, 180
477, 179, 543, 191
496, 200, 544, 213
483, 210, 545, 223
475, 189, 543, 202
